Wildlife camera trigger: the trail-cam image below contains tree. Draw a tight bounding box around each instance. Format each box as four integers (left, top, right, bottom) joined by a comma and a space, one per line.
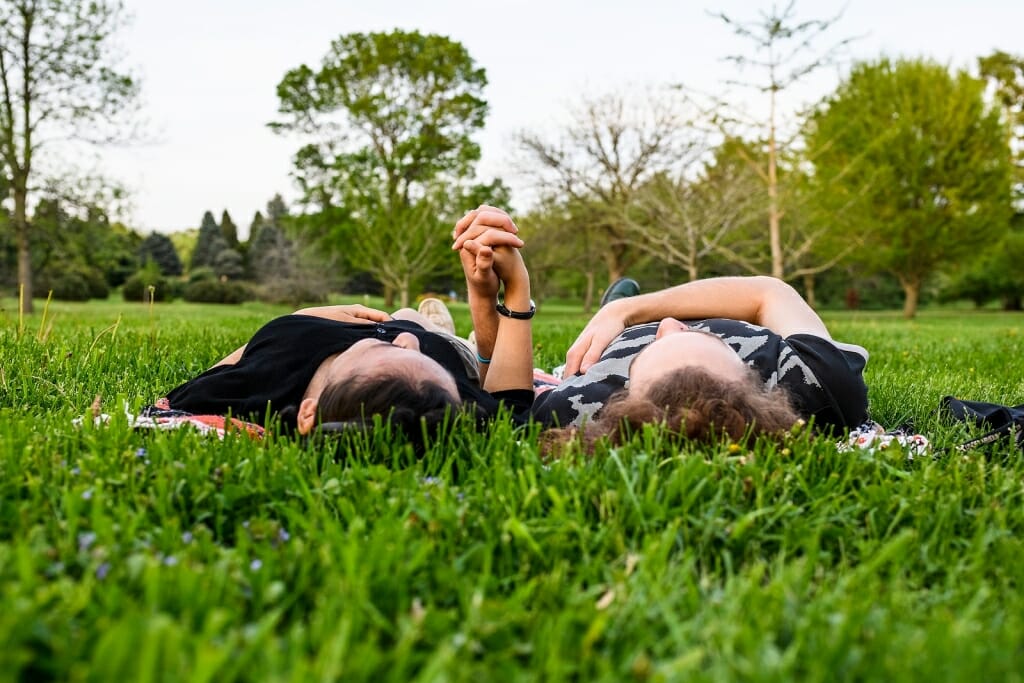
220, 210, 239, 248
138, 232, 183, 276
807, 58, 1013, 318
979, 50, 1024, 195
0, 0, 139, 312
517, 90, 696, 283
213, 248, 244, 280
247, 198, 293, 283
271, 30, 488, 304
247, 211, 265, 245
707, 1, 856, 280
191, 210, 226, 270
620, 138, 766, 283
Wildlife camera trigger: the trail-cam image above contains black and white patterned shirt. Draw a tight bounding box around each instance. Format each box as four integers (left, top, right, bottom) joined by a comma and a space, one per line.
531, 318, 868, 430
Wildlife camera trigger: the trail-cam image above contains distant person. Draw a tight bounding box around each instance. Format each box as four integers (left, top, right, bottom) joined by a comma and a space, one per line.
161, 208, 534, 446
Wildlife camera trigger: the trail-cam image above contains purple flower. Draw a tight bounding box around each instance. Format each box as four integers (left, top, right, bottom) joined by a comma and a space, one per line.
71, 467, 80, 476
181, 531, 194, 544
135, 447, 147, 458
162, 555, 178, 567
250, 559, 263, 571
277, 528, 290, 543
77, 531, 97, 552
81, 489, 93, 500
96, 562, 111, 580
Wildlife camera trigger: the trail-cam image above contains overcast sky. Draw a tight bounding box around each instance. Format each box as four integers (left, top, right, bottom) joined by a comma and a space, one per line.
98, 0, 1023, 236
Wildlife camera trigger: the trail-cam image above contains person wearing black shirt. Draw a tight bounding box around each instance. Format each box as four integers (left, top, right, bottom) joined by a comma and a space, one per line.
165, 208, 534, 439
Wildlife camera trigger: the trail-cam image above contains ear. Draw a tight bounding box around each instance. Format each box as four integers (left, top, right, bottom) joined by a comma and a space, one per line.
297, 397, 319, 435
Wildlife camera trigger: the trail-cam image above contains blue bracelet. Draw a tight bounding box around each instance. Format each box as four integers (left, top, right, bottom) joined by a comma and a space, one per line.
476, 351, 492, 364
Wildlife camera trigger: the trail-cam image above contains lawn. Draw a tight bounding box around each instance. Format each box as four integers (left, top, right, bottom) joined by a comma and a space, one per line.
1, 296, 1023, 682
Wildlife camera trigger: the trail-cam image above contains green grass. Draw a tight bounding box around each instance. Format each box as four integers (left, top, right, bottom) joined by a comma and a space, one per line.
1, 297, 1024, 682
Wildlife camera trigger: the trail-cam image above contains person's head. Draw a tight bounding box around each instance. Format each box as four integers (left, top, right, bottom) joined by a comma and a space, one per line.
295, 332, 462, 443
627, 318, 750, 396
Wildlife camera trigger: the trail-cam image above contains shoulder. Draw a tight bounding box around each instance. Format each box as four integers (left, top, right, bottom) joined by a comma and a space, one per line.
778, 333, 869, 428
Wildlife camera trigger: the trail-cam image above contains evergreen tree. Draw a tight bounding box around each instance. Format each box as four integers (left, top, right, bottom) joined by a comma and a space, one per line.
138, 232, 183, 276
220, 210, 239, 248
248, 222, 292, 282
213, 247, 245, 280
265, 195, 288, 230
191, 210, 227, 270
248, 211, 265, 245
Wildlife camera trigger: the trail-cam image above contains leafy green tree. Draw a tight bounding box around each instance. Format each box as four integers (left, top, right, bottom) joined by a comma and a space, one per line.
807, 58, 1013, 318
191, 211, 226, 270
271, 30, 489, 306
220, 210, 239, 248
0, 0, 140, 312
138, 232, 183, 276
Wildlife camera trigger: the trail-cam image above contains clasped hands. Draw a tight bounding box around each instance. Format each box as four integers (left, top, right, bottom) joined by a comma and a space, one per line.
452, 205, 528, 300
452, 205, 626, 376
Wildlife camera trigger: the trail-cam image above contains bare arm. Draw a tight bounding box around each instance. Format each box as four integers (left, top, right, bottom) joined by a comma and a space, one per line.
210, 305, 391, 370
565, 276, 829, 375
456, 208, 526, 384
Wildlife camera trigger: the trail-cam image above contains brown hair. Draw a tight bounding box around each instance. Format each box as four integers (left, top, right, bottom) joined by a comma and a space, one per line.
314, 371, 464, 450
542, 366, 799, 454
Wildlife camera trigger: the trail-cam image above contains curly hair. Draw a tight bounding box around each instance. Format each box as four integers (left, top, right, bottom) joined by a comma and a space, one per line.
313, 371, 464, 451
542, 366, 799, 454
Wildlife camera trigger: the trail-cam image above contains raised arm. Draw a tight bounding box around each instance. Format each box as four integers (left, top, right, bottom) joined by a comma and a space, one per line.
458, 219, 532, 393
456, 208, 526, 384
565, 276, 829, 375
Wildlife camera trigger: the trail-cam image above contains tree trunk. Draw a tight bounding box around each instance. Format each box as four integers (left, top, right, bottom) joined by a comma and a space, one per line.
398, 279, 409, 310
899, 277, 920, 319
384, 284, 395, 308
802, 273, 816, 309
687, 262, 698, 282
583, 270, 595, 314
1003, 295, 1022, 311
14, 185, 33, 314
768, 86, 784, 280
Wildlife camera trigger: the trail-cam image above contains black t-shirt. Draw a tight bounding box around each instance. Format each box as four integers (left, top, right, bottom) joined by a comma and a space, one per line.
165, 315, 533, 424
531, 318, 868, 430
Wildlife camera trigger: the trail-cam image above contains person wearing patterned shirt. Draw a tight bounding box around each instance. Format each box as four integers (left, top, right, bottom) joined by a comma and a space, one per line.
533, 276, 868, 449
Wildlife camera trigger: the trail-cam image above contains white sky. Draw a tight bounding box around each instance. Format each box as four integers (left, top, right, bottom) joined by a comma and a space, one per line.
98, 0, 1024, 236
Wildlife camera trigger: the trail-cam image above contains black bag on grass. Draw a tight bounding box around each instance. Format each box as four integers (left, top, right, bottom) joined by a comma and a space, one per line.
941, 396, 1024, 453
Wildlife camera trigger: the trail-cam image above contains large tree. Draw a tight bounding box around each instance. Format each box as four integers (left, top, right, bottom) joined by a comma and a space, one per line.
0, 0, 139, 312
517, 90, 696, 283
271, 30, 488, 306
807, 58, 1013, 317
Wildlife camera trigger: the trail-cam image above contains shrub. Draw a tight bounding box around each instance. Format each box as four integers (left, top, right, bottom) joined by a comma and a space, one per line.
38, 263, 110, 301
122, 262, 181, 303
254, 278, 328, 306
183, 279, 251, 304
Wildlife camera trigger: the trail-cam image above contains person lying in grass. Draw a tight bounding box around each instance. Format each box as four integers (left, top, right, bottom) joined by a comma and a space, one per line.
530, 276, 870, 449
162, 209, 533, 443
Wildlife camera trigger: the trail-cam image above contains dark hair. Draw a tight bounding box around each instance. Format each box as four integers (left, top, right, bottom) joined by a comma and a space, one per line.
314, 370, 462, 450
542, 366, 800, 455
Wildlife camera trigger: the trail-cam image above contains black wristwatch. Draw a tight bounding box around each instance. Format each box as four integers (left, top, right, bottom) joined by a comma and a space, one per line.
495, 299, 537, 320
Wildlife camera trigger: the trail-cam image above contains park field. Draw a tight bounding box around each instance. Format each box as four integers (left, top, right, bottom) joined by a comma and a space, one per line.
1, 297, 1024, 681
